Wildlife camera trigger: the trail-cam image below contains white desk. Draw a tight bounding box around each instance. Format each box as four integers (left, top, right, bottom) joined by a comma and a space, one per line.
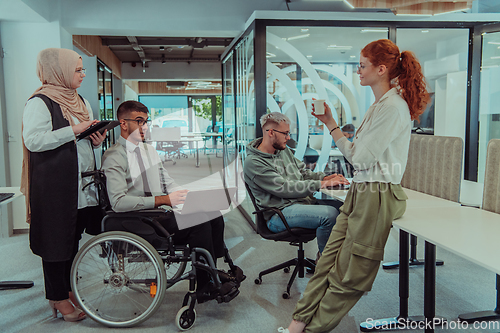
202, 132, 223, 157
0, 187, 23, 237
395, 206, 500, 275
180, 137, 204, 167
0, 187, 33, 290
320, 186, 497, 332
359, 190, 500, 333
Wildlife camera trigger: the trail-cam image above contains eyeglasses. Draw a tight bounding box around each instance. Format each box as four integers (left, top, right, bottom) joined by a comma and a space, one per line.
75, 68, 86, 75
267, 129, 290, 137
356, 64, 366, 71
124, 118, 150, 126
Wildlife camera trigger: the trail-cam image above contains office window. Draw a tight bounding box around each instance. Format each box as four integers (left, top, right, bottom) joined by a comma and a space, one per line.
266, 26, 384, 171
478, 30, 500, 182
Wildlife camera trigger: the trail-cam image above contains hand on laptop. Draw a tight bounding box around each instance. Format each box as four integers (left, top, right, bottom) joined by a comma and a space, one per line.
155, 189, 189, 207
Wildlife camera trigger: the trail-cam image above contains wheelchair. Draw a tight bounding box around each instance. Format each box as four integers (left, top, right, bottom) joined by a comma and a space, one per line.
71, 171, 242, 330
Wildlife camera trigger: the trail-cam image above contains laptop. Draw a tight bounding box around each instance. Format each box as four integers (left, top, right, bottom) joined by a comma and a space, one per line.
173, 187, 237, 215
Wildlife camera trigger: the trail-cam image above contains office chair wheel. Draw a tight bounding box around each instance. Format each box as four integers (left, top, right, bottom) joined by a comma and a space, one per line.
282, 291, 290, 299
176, 306, 196, 331
254, 278, 262, 285
71, 231, 167, 328
284, 267, 290, 273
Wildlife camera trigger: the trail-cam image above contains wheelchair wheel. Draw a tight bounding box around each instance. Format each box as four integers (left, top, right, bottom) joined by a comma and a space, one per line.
71, 231, 167, 328
175, 306, 196, 331
164, 252, 188, 285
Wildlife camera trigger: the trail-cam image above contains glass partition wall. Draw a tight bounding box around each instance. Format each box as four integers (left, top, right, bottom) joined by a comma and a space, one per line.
478, 28, 500, 183
222, 17, 498, 223
97, 60, 115, 152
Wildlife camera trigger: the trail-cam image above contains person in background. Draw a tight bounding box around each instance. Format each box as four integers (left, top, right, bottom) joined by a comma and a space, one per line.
341, 124, 355, 141
280, 38, 429, 333
21, 48, 107, 322
331, 124, 356, 177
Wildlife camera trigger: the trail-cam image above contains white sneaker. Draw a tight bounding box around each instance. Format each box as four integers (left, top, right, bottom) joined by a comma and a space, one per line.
277, 328, 290, 333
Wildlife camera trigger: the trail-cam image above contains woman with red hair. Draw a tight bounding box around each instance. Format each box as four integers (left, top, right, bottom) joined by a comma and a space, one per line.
279, 39, 429, 333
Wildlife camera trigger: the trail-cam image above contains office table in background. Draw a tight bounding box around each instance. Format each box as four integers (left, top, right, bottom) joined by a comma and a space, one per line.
0, 187, 34, 290
181, 136, 204, 167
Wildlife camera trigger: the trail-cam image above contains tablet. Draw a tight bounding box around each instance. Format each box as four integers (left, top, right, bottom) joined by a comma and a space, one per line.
76, 120, 120, 141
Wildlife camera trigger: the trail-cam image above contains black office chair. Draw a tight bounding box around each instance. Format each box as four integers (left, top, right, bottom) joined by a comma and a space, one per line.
243, 177, 316, 299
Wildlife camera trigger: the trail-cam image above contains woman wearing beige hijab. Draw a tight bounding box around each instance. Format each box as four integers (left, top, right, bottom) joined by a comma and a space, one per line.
21, 48, 107, 322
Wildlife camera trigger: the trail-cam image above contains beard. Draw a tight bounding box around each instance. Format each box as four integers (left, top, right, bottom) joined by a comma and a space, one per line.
272, 140, 286, 151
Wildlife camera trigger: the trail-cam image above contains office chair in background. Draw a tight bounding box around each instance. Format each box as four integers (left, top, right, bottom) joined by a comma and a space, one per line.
151, 127, 187, 164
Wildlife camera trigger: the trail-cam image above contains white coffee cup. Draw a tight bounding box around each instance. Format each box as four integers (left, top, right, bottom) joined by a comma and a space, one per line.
314, 99, 325, 115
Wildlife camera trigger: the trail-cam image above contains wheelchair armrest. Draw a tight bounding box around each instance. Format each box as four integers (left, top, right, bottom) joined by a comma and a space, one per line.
104, 209, 170, 236
253, 207, 299, 238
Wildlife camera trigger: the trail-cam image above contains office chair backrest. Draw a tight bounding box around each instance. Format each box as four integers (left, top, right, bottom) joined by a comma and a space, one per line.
401, 134, 463, 202
482, 139, 500, 214
241, 174, 275, 238
151, 126, 181, 142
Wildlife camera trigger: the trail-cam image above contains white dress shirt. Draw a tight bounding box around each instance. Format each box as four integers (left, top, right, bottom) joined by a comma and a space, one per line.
335, 88, 412, 184
101, 136, 182, 212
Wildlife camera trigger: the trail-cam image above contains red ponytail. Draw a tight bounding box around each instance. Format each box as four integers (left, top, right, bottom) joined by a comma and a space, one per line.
362, 39, 429, 121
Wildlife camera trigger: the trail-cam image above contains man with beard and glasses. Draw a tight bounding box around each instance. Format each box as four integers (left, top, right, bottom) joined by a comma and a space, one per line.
243, 112, 349, 257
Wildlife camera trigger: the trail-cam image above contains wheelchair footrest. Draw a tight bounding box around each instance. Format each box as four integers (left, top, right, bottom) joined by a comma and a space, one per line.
216, 287, 239, 304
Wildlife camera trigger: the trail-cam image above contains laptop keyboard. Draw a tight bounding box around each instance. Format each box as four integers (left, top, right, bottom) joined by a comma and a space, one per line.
0, 193, 15, 203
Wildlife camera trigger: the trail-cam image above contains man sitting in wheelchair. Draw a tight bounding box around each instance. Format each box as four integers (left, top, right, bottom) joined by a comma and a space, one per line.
101, 100, 244, 303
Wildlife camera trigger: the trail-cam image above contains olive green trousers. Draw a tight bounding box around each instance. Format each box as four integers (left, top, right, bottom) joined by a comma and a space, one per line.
293, 182, 407, 333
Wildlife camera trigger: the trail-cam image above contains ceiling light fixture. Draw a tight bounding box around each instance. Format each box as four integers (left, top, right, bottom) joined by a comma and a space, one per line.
343, 0, 354, 9
327, 45, 353, 50
306, 55, 313, 58
266, 52, 276, 58
301, 28, 309, 32
361, 29, 388, 33
488, 42, 500, 45
421, 30, 430, 33
287, 34, 310, 41
490, 56, 500, 59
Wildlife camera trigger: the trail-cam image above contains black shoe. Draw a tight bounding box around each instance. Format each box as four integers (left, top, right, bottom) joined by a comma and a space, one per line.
230, 266, 246, 284
217, 266, 246, 286
196, 281, 239, 304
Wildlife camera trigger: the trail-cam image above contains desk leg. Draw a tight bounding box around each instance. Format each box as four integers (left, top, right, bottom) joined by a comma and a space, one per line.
360, 230, 424, 331
383, 234, 444, 269
424, 241, 447, 333
458, 274, 500, 322
195, 140, 200, 168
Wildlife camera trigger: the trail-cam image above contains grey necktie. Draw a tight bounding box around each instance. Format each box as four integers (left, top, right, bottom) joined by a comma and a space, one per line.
134, 146, 152, 197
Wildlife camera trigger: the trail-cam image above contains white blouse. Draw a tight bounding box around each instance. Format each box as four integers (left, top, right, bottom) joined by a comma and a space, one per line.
23, 97, 99, 209
336, 88, 412, 184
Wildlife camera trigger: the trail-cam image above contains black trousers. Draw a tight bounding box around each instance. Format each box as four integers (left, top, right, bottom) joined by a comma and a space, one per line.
157, 212, 225, 290
42, 206, 103, 301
